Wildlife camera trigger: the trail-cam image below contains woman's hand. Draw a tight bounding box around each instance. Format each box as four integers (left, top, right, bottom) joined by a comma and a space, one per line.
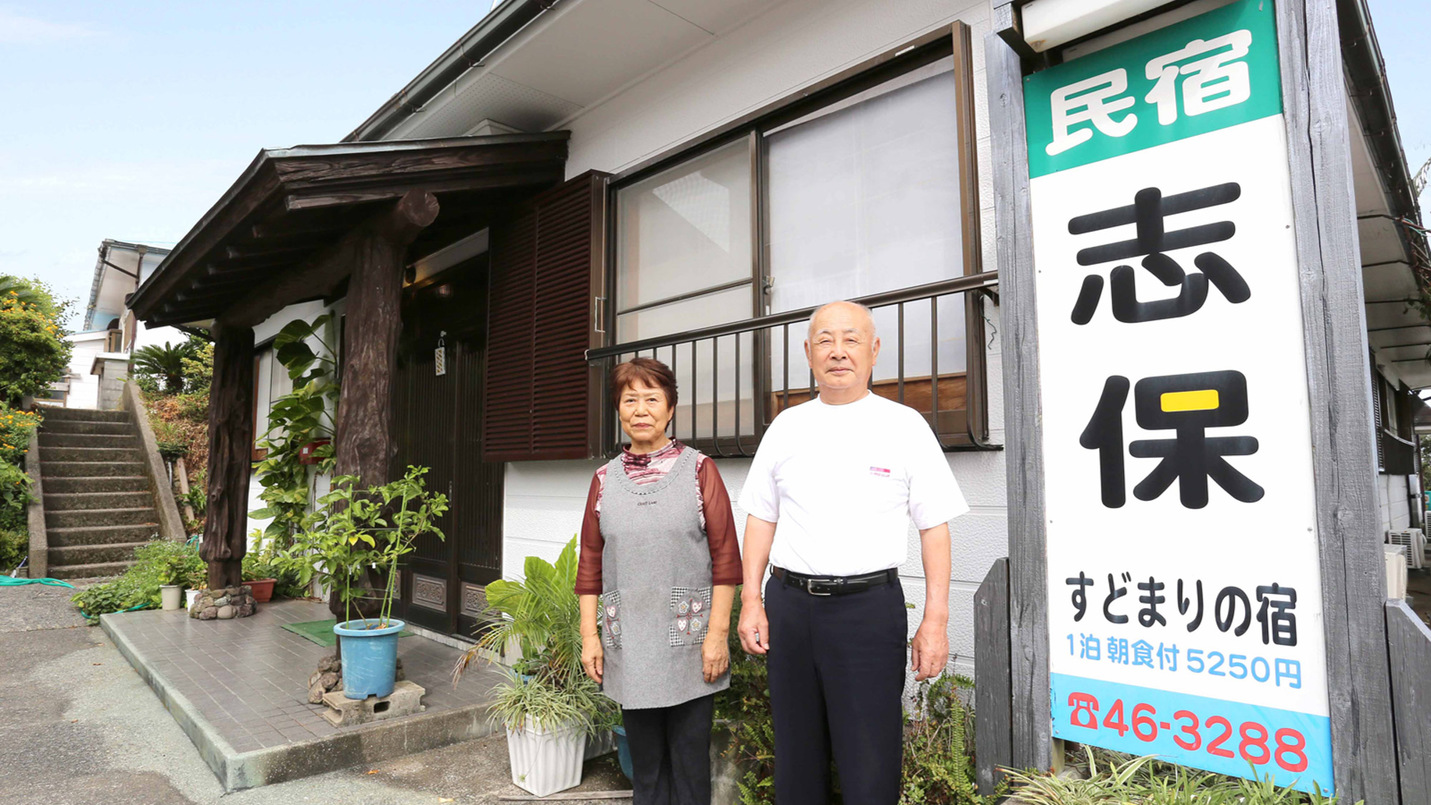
582, 634, 604, 683
702, 631, 729, 682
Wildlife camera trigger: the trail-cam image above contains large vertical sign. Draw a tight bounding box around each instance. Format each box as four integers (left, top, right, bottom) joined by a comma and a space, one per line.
1025, 0, 1333, 794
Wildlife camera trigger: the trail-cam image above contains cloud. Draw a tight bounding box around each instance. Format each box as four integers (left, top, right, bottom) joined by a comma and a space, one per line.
0, 8, 101, 44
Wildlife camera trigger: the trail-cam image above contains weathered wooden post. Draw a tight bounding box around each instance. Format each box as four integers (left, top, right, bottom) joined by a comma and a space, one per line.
201, 323, 256, 590
987, 0, 1396, 800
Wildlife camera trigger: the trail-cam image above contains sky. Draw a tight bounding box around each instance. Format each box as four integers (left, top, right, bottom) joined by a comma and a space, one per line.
0, 0, 1427, 332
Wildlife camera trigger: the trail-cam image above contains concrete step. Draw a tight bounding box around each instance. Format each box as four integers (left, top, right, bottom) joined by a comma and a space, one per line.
49, 541, 150, 567
40, 420, 132, 436
39, 433, 139, 449
41, 446, 141, 463
46, 506, 158, 529
42, 475, 150, 493
44, 491, 154, 511
49, 561, 138, 580
47, 523, 161, 548
41, 461, 145, 478
40, 408, 130, 423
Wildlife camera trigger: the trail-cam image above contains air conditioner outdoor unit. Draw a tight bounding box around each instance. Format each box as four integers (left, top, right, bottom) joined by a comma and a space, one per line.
1386, 529, 1426, 571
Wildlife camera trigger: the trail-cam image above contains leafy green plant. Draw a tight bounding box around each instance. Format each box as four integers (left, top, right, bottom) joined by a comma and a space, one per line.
70, 539, 201, 622
0, 461, 31, 533
716, 595, 776, 804
0, 529, 27, 573
1002, 746, 1355, 804
0, 289, 70, 406
900, 674, 996, 804
250, 315, 340, 549
453, 537, 620, 735
180, 337, 213, 393
279, 465, 448, 628
156, 439, 189, 462
131, 342, 196, 395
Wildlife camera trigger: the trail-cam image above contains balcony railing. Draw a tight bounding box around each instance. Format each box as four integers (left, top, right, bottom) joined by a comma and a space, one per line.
587, 271, 999, 458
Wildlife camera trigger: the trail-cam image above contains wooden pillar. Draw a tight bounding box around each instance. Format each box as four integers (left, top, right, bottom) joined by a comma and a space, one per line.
333, 190, 439, 487
201, 324, 255, 590
328, 191, 439, 623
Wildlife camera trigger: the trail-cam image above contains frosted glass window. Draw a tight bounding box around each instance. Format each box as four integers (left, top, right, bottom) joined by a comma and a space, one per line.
616, 140, 754, 318
766, 66, 968, 385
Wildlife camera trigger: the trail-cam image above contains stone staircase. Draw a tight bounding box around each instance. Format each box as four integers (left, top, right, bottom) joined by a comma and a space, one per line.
38, 407, 161, 579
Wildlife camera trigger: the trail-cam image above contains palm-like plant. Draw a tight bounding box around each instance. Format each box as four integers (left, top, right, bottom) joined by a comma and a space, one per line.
132, 342, 195, 394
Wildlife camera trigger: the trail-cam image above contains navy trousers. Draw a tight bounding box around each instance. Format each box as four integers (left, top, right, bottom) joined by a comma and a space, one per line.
622, 693, 715, 805
765, 574, 907, 805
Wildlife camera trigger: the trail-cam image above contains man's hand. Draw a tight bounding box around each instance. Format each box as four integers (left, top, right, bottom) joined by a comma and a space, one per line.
738, 599, 770, 655
581, 635, 604, 683
910, 617, 948, 681
702, 632, 730, 682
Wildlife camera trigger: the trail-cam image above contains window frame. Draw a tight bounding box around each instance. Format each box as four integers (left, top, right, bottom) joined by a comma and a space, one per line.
600, 23, 989, 454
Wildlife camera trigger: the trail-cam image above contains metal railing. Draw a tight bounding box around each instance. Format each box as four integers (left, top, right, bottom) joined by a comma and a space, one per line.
588, 271, 999, 458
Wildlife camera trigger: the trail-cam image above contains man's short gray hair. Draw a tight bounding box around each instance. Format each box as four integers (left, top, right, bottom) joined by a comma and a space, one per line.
807, 300, 876, 340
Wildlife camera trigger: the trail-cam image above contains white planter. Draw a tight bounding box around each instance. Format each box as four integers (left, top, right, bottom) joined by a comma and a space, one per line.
506, 718, 585, 797
584, 729, 616, 760
185, 589, 200, 611
160, 585, 183, 611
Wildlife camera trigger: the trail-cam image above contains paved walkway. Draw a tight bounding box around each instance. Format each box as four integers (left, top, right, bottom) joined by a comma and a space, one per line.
104, 599, 492, 753
0, 583, 628, 804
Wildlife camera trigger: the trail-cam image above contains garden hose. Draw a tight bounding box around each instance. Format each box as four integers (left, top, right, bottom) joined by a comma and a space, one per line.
0, 576, 74, 588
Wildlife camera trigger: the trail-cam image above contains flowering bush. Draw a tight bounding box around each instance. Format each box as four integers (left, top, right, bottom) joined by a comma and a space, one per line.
0, 291, 70, 405
0, 406, 38, 534
0, 406, 39, 466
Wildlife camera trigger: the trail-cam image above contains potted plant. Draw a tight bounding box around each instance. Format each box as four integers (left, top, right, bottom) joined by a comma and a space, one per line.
158, 540, 204, 611
453, 538, 620, 797
283, 465, 448, 699
241, 547, 280, 603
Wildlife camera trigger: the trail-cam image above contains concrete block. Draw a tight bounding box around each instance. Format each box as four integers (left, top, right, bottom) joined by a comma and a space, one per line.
321, 681, 427, 727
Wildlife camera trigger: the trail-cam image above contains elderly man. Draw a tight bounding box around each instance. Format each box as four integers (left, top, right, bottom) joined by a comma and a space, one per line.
737, 300, 968, 804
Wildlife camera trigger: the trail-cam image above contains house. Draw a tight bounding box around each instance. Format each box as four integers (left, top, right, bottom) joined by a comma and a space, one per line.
51, 239, 182, 409
126, 0, 1427, 706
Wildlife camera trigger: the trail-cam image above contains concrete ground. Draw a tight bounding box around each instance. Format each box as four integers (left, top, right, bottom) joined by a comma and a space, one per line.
0, 582, 629, 805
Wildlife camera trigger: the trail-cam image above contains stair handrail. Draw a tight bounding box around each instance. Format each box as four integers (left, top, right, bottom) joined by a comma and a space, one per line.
24, 425, 46, 578
120, 381, 186, 541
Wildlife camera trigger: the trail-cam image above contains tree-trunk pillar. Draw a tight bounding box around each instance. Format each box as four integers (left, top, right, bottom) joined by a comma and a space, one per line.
329, 190, 439, 622
201, 323, 255, 590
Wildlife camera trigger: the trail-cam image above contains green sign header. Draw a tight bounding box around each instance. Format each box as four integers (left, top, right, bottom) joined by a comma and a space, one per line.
1024, 0, 1282, 178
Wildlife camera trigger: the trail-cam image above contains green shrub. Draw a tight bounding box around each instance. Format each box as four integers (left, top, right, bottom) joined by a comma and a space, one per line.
0, 529, 26, 573
70, 539, 204, 622
131, 342, 196, 395
0, 461, 30, 533
0, 406, 40, 465
181, 338, 213, 393
1003, 746, 1356, 804
900, 675, 994, 804
0, 283, 71, 405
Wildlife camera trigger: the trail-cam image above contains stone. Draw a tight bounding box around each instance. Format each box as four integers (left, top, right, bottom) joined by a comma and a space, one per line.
217, 605, 235, 620
241, 585, 252, 595
319, 672, 339, 690
213, 596, 231, 608
308, 670, 322, 688
318, 655, 340, 673
238, 602, 255, 617
308, 682, 325, 704
199, 607, 217, 620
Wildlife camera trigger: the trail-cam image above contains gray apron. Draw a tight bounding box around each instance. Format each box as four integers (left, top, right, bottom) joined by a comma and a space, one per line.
598, 447, 729, 709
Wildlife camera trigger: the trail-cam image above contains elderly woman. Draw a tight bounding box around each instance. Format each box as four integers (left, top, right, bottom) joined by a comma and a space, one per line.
576, 357, 740, 805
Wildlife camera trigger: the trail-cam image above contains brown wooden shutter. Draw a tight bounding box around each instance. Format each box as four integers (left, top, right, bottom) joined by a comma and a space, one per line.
483, 171, 608, 462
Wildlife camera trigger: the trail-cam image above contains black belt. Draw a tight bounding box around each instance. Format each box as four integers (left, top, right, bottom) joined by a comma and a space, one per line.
772, 566, 897, 596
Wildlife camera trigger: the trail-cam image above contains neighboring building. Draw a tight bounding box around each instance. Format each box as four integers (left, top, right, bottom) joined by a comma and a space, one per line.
55, 239, 182, 409
126, 0, 1428, 691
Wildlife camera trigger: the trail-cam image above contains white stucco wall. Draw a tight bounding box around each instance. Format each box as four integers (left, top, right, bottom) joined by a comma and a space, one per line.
497, 0, 1006, 681
64, 332, 106, 409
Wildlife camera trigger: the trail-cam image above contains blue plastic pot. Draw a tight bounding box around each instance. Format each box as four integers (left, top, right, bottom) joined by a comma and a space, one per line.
613, 725, 633, 781
334, 618, 404, 699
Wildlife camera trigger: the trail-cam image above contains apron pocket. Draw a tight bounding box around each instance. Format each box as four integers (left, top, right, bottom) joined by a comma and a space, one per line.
600, 591, 623, 650
668, 586, 712, 647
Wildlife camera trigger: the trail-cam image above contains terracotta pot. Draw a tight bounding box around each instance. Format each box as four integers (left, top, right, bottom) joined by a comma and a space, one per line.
246, 578, 276, 603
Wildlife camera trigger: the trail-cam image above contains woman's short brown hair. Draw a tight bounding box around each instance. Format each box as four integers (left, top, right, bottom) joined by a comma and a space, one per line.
610, 357, 678, 409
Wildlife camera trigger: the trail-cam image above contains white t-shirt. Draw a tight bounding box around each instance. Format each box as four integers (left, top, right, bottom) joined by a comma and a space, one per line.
738, 392, 969, 576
